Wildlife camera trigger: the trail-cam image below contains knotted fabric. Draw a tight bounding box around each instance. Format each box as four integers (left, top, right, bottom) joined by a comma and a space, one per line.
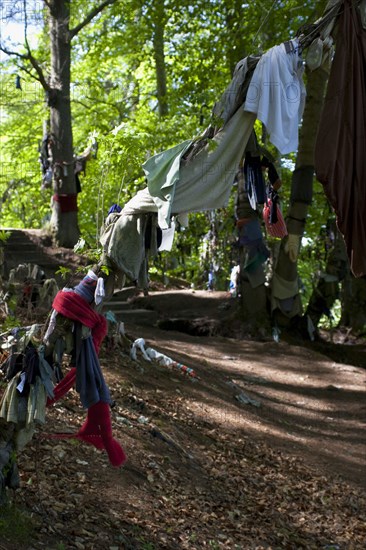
52, 290, 107, 355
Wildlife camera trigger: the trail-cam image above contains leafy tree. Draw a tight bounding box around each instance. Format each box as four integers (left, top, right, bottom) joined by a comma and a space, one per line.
2, 0, 363, 334
0, 0, 119, 247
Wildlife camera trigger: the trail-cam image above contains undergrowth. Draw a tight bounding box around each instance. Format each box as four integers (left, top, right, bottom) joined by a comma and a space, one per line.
0, 503, 35, 543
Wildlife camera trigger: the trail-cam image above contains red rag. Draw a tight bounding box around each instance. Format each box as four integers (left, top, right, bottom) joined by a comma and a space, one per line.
81, 401, 127, 467
46, 367, 77, 406
52, 291, 107, 355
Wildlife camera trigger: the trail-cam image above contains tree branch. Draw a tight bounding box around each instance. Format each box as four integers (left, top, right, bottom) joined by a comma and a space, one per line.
20, 0, 50, 92
70, 0, 118, 39
15, 62, 42, 84
26, 51, 50, 91
0, 45, 28, 60
0, 44, 50, 91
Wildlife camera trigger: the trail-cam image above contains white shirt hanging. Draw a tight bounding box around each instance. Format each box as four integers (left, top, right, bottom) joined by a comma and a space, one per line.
244, 39, 306, 155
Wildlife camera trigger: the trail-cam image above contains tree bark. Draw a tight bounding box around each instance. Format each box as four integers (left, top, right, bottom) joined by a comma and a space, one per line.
271, 63, 329, 329
48, 0, 80, 248
306, 220, 349, 328
152, 0, 168, 117
340, 275, 366, 333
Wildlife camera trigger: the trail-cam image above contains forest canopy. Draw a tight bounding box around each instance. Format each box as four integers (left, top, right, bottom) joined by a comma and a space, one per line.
0, 0, 363, 331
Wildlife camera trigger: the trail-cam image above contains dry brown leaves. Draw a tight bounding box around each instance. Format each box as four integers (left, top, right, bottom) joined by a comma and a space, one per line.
2, 332, 366, 550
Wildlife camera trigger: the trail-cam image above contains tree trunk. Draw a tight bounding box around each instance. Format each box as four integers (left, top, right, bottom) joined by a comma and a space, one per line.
340, 275, 366, 334
49, 0, 80, 247
306, 220, 349, 328
152, 0, 168, 117
235, 157, 270, 336
271, 63, 329, 330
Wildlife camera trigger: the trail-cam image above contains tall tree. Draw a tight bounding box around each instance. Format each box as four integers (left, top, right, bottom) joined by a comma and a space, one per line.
151, 0, 169, 117
0, 0, 118, 247
271, 62, 329, 332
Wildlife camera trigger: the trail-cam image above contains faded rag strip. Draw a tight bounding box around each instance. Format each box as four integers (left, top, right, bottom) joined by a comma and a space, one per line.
143, 109, 256, 228
314, 0, 366, 277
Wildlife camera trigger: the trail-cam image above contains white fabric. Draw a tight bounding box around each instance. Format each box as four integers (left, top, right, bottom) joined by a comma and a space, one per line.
87, 269, 98, 281
285, 234, 301, 263
244, 39, 306, 154
44, 309, 58, 342
230, 265, 240, 296
95, 277, 105, 305
130, 338, 151, 362
145, 347, 174, 367
159, 221, 176, 251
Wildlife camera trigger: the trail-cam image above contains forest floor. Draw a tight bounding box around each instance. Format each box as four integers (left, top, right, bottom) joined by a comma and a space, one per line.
1, 282, 366, 549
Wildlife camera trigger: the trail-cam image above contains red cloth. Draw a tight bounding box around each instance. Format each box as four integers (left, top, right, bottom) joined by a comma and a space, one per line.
42, 402, 127, 468
78, 401, 127, 467
263, 200, 288, 239
52, 193, 78, 213
45, 294, 126, 467
46, 367, 77, 406
314, 0, 366, 277
52, 291, 107, 355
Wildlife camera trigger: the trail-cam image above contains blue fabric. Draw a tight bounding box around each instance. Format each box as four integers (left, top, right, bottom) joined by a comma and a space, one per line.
74, 275, 97, 304
108, 203, 122, 215
240, 218, 263, 243
75, 336, 111, 409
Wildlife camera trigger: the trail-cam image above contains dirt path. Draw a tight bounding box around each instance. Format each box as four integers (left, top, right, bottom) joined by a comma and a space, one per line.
3, 289, 366, 549
124, 290, 366, 489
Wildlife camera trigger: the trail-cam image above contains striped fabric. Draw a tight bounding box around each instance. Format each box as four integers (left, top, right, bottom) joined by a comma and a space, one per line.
263, 199, 288, 239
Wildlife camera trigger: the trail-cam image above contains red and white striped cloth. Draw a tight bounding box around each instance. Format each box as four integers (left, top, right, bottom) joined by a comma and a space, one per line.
263, 199, 288, 238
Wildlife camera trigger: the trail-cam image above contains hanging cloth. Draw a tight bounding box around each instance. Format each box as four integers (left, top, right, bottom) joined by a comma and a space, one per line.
244, 153, 267, 208
263, 191, 288, 239
244, 38, 306, 154
314, 0, 366, 277
52, 291, 107, 355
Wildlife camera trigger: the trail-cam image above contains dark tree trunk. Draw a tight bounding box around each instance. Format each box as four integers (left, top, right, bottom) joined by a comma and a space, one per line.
340, 275, 366, 333
152, 0, 168, 117
236, 159, 270, 336
306, 221, 349, 328
49, 0, 80, 247
271, 63, 329, 329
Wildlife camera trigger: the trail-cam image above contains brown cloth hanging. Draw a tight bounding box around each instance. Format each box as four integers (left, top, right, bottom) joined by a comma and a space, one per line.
314, 0, 366, 277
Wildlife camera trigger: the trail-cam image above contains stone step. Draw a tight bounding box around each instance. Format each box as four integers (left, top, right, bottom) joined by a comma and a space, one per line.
1, 228, 86, 284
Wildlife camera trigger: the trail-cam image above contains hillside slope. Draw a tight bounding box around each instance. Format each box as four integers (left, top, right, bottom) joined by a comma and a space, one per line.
1, 290, 365, 549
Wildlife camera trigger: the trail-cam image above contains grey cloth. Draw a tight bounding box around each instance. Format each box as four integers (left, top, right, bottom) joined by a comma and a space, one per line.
141, 53, 260, 229
212, 55, 260, 125
0, 377, 19, 423
143, 108, 256, 228
100, 210, 159, 289
37, 345, 55, 399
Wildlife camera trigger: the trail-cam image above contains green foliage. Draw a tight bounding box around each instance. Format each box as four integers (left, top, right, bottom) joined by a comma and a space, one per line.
0, 0, 337, 299
0, 503, 35, 543
0, 71, 49, 228
1, 313, 19, 331
0, 230, 10, 242
55, 266, 72, 280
